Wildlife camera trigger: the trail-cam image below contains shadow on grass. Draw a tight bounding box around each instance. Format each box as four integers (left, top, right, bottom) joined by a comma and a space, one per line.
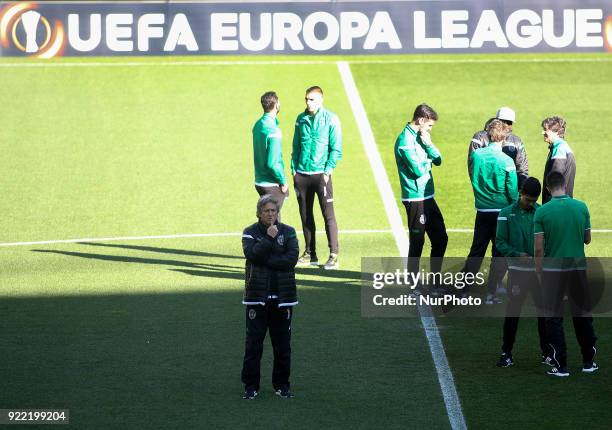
0, 288, 442, 429
31, 247, 362, 288
77, 241, 244, 260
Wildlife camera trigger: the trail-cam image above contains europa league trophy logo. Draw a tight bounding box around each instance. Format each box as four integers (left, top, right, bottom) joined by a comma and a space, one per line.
21, 10, 42, 53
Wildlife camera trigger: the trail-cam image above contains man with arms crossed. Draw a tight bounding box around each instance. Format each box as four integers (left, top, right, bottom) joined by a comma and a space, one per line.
292, 86, 342, 270
252, 91, 288, 209
535, 171, 597, 377
395, 103, 448, 294
241, 195, 299, 399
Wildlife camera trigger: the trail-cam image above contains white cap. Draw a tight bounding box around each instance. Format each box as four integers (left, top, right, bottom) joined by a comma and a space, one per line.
496, 107, 516, 123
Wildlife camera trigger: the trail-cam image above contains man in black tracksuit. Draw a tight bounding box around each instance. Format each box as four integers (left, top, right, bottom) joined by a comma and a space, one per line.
241, 195, 299, 399
541, 116, 576, 204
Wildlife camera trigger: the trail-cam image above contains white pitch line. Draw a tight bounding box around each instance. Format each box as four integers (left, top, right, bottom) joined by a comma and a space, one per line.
0, 57, 610, 68
337, 61, 467, 430
1, 228, 611, 247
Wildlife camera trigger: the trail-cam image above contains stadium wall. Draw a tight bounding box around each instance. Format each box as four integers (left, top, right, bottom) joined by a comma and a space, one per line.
0, 0, 610, 57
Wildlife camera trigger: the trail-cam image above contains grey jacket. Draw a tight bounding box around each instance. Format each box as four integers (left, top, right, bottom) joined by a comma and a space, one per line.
468, 119, 529, 188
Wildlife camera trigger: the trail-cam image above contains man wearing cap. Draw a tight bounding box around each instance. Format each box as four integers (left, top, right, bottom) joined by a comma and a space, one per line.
468, 107, 529, 189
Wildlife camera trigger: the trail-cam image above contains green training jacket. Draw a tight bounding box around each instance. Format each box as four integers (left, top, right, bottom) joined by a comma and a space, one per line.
394, 124, 442, 201
470, 143, 518, 211
291, 107, 342, 175
496, 201, 540, 270
252, 113, 286, 186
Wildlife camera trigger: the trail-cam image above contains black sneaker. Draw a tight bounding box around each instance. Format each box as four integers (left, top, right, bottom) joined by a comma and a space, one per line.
297, 251, 318, 267
323, 253, 339, 270
547, 367, 570, 377
274, 387, 294, 398
242, 388, 258, 400
582, 362, 599, 373
496, 352, 514, 368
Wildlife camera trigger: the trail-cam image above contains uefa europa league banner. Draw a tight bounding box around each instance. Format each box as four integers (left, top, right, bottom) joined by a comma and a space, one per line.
0, 0, 610, 58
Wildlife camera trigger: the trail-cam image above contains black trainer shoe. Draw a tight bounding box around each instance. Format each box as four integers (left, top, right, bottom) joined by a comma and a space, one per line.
582, 362, 599, 373
496, 352, 514, 368
242, 388, 258, 400
296, 251, 318, 267
323, 253, 339, 270
547, 367, 570, 377
274, 387, 294, 398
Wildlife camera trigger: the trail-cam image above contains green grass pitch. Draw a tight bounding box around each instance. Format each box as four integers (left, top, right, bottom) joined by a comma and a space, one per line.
1, 53, 611, 429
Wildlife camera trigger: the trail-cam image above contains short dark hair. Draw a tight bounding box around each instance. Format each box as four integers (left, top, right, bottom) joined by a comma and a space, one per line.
521, 177, 542, 198
306, 86, 323, 96
546, 171, 565, 190
260, 91, 278, 113
412, 103, 438, 122
541, 116, 566, 138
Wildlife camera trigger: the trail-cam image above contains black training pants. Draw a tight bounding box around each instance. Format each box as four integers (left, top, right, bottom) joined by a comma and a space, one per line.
542, 270, 597, 369
294, 172, 338, 255
462, 211, 507, 294
501, 270, 548, 355
403, 198, 448, 276
241, 301, 292, 391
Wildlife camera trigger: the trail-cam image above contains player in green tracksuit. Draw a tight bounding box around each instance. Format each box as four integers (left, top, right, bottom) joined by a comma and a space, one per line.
394, 103, 447, 291
252, 91, 288, 209
494, 177, 550, 368
534, 171, 597, 377
463, 119, 518, 303
292, 86, 342, 270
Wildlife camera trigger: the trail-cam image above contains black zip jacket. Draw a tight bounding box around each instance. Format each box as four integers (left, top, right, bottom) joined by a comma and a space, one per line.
241, 221, 299, 307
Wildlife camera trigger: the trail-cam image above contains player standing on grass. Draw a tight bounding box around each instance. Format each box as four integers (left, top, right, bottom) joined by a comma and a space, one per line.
541, 116, 575, 204
252, 91, 289, 209
462, 119, 518, 304
241, 195, 299, 399
394, 103, 448, 294
292, 86, 342, 270
468, 107, 529, 189
468, 107, 528, 296
535, 171, 597, 377
494, 177, 551, 368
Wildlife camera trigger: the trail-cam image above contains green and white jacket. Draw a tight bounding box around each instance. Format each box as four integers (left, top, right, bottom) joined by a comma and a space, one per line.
291, 107, 342, 175
252, 113, 287, 187
394, 124, 442, 201
470, 143, 518, 211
